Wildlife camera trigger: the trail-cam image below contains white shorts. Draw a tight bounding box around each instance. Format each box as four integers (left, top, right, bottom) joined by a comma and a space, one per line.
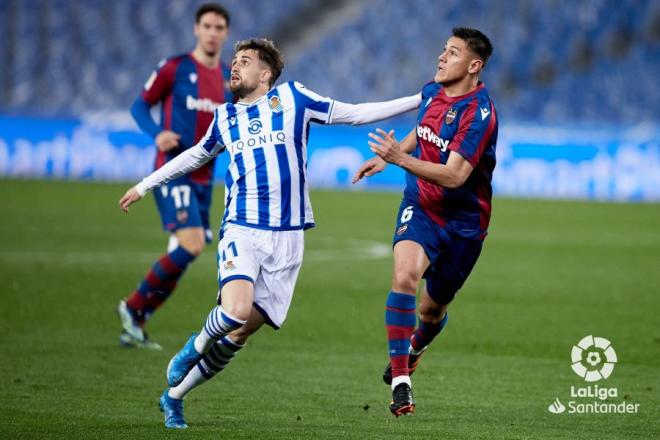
216, 223, 304, 329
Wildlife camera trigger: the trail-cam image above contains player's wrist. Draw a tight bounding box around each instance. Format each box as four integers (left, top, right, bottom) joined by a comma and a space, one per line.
394, 148, 408, 168
135, 182, 148, 197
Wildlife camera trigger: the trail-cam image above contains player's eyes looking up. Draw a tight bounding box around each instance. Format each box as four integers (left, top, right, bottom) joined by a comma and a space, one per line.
231, 57, 250, 68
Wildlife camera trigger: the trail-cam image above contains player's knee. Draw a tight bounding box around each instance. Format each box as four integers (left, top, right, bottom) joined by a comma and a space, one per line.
220, 303, 251, 323
419, 304, 447, 325
178, 236, 205, 256
229, 325, 258, 344
392, 269, 420, 294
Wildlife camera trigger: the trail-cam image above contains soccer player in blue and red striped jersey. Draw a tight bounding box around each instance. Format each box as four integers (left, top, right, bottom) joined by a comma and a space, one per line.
117, 3, 233, 349
353, 27, 497, 416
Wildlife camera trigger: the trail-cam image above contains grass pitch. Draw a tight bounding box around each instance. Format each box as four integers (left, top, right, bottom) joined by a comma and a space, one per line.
1, 180, 659, 439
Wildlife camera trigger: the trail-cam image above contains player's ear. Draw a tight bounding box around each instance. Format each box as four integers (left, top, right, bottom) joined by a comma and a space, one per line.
260, 68, 272, 86
468, 59, 483, 75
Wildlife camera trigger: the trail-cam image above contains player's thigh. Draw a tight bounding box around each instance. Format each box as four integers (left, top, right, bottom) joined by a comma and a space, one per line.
153, 180, 204, 233
391, 200, 445, 292
252, 230, 304, 329
392, 240, 430, 288
425, 235, 483, 305
219, 279, 254, 321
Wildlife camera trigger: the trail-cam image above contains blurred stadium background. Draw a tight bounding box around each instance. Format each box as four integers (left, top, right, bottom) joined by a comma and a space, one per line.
1, 0, 659, 199
2, 1, 659, 438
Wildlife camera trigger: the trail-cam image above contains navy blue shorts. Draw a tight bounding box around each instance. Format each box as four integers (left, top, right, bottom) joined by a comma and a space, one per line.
153, 176, 213, 239
392, 200, 483, 305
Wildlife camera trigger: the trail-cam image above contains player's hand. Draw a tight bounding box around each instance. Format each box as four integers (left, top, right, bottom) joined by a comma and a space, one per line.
119, 186, 143, 213
368, 129, 406, 166
352, 156, 387, 183
155, 130, 181, 152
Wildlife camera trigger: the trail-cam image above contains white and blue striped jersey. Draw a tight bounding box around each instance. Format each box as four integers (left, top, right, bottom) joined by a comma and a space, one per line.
136, 81, 421, 231
199, 81, 334, 231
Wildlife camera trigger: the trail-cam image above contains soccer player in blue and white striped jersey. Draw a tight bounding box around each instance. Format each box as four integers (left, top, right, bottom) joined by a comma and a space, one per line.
119, 38, 420, 429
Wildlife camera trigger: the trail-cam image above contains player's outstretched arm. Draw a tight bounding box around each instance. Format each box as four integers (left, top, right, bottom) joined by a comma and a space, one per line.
352, 129, 416, 184
119, 108, 224, 211
329, 94, 422, 125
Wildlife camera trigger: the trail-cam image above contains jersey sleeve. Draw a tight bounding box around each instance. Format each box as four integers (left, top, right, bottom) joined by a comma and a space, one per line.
448, 100, 497, 167
290, 81, 335, 124
328, 94, 421, 125
198, 108, 225, 156
141, 58, 177, 105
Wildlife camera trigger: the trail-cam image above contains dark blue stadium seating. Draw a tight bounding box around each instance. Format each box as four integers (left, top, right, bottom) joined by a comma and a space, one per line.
0, 0, 657, 124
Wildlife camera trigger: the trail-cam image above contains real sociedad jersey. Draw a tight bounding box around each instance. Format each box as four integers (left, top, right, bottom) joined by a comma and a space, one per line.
405, 81, 498, 239
196, 81, 335, 231
141, 53, 233, 185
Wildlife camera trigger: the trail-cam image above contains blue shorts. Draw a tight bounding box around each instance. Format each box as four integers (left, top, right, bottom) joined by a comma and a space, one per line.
392, 200, 483, 305
153, 176, 213, 240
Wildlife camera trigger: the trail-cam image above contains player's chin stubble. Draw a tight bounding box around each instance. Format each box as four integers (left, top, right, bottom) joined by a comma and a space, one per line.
230, 82, 256, 99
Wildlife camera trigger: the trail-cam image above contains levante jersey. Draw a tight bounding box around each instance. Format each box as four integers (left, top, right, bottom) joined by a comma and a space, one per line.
141, 53, 232, 185
404, 81, 498, 239
196, 81, 335, 231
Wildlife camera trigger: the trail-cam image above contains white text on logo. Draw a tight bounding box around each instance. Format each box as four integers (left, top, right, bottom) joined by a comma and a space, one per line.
186, 95, 221, 113
417, 125, 448, 151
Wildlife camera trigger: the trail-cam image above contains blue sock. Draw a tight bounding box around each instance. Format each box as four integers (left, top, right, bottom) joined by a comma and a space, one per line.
411, 312, 448, 353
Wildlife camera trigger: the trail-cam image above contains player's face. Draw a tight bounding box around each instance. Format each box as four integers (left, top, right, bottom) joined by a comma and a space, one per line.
230, 49, 270, 98
434, 36, 483, 85
194, 12, 228, 56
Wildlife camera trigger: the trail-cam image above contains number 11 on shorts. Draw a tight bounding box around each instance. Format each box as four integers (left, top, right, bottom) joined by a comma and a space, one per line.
221, 241, 239, 262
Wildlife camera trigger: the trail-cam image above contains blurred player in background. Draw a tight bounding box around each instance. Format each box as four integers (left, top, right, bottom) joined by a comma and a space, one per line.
117, 3, 233, 349
353, 27, 497, 417
119, 38, 421, 428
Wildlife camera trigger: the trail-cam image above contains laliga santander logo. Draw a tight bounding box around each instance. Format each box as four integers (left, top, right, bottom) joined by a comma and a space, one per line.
547, 336, 639, 415
571, 335, 617, 382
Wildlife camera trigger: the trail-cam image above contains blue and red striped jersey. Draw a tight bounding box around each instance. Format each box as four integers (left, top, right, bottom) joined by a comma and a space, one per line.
404, 81, 498, 239
137, 53, 232, 185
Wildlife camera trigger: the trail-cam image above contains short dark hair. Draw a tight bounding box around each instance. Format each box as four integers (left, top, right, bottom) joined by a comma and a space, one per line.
195, 3, 230, 26
452, 27, 493, 65
234, 38, 284, 87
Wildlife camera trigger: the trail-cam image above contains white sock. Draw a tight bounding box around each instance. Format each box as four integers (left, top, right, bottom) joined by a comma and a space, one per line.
391, 375, 411, 390
168, 365, 206, 400
194, 328, 215, 353
167, 235, 179, 253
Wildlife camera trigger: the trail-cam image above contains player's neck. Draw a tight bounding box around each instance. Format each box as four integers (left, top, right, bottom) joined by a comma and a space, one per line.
238, 85, 269, 105
443, 76, 479, 98
192, 46, 221, 69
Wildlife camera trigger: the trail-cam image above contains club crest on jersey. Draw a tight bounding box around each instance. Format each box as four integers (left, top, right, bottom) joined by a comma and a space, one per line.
445, 108, 457, 124
224, 260, 236, 270
269, 96, 283, 112
176, 210, 188, 223
189, 73, 198, 84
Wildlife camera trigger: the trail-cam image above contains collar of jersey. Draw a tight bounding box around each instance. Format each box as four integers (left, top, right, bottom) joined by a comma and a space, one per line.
236, 94, 267, 107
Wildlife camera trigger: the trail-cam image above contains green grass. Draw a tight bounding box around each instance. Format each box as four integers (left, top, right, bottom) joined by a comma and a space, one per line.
1, 179, 659, 439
